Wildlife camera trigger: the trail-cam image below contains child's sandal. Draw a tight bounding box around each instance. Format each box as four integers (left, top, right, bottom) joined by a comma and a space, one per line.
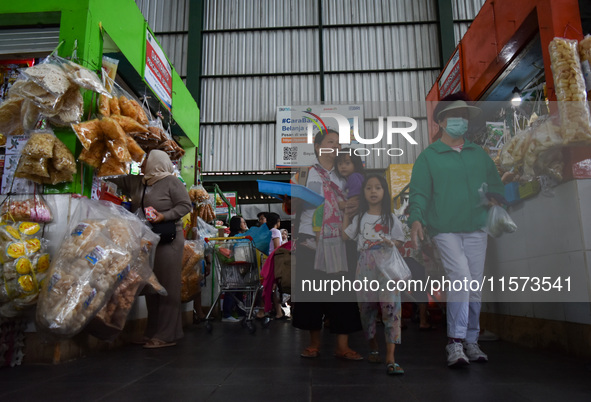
386, 363, 404, 375
368, 351, 382, 363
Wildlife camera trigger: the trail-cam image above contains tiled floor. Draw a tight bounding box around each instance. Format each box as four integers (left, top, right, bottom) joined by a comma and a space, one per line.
1, 318, 590, 401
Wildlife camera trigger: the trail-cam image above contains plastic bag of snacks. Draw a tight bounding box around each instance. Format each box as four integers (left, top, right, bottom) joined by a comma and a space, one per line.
180, 240, 205, 302
0, 221, 50, 317
548, 37, 591, 144
36, 199, 159, 336
578, 35, 591, 95
1, 192, 53, 223
87, 222, 161, 340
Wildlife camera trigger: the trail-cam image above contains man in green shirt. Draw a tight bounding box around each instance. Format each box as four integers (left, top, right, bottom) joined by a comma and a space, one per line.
408, 93, 504, 368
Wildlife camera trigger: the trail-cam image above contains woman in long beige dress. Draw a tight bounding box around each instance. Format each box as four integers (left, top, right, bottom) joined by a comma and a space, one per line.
110, 150, 192, 348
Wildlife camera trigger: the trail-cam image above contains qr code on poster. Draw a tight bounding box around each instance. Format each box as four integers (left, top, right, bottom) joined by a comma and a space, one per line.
283, 147, 297, 161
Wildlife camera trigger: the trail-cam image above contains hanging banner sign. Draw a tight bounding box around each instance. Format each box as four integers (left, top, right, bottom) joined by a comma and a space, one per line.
439, 48, 462, 98
275, 104, 364, 168
145, 29, 172, 110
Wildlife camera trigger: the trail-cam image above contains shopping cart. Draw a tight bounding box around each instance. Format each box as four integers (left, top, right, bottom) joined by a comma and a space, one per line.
203, 236, 262, 333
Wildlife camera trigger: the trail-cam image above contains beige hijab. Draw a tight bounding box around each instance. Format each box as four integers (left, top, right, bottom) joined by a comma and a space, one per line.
142, 150, 175, 185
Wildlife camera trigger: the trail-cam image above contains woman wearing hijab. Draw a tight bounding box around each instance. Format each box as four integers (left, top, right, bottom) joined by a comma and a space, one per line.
109, 150, 192, 348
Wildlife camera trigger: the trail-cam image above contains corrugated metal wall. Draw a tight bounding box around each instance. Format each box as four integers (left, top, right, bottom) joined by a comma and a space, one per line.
452, 0, 486, 45
200, 0, 444, 172
201, 0, 318, 172
135, 0, 189, 82
134, 0, 486, 173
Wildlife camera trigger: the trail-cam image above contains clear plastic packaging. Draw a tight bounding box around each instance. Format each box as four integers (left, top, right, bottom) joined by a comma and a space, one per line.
371, 245, 412, 282
47, 55, 110, 97
36, 199, 160, 337
78, 140, 106, 169
126, 135, 146, 164
486, 205, 518, 237
72, 119, 103, 150
49, 87, 83, 126
20, 63, 71, 97
110, 114, 149, 134
100, 117, 132, 162
0, 96, 25, 136
549, 37, 591, 143
98, 93, 110, 117
1, 193, 53, 223
181, 240, 205, 302
22, 130, 55, 159
0, 221, 49, 317
97, 151, 129, 178
15, 155, 50, 179
51, 138, 77, 174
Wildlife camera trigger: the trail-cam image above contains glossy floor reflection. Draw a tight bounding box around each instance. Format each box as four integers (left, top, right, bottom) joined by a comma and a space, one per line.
1, 318, 590, 401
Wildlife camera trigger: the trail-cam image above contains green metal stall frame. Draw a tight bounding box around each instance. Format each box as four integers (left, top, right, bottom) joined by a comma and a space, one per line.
0, 0, 199, 192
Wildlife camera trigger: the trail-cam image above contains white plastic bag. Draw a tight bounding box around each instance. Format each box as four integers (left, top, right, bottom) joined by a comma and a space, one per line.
372, 246, 411, 282
486, 205, 518, 238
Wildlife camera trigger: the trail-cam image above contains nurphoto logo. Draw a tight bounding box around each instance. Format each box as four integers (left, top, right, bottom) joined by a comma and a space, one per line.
303, 111, 418, 157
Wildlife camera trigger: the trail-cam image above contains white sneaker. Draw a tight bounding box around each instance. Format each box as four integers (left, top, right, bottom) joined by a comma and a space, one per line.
222, 316, 240, 323
446, 342, 470, 367
463, 342, 488, 362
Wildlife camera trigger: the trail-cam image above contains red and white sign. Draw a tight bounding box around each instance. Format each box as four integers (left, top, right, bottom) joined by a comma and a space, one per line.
145, 30, 172, 110
439, 49, 462, 98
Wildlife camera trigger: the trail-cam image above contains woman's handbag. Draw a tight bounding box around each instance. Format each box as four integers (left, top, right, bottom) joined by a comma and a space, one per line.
150, 221, 177, 243
142, 185, 176, 244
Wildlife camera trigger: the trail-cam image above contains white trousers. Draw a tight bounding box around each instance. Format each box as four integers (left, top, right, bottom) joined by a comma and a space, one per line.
433, 231, 488, 343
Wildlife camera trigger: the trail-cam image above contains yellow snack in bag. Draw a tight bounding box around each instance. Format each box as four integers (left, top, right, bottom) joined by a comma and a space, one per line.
19, 222, 41, 236
18, 275, 35, 293
16, 257, 32, 275
36, 254, 50, 273
25, 238, 41, 254
7, 242, 26, 259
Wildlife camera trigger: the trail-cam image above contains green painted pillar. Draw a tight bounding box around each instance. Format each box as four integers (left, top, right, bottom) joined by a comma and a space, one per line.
437, 0, 456, 67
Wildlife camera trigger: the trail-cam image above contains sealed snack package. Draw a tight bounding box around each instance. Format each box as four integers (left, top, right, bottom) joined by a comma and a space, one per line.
0, 96, 25, 136
109, 96, 121, 115
15, 155, 50, 179
20, 63, 71, 97
98, 151, 129, 178
549, 37, 591, 143
1, 193, 53, 223
8, 79, 64, 117
102, 56, 119, 94
181, 240, 205, 302
21, 99, 41, 131
126, 135, 146, 164
0, 221, 49, 317
49, 87, 83, 126
72, 119, 103, 150
579, 35, 591, 95
51, 138, 77, 174
44, 165, 74, 185
79, 140, 106, 169
110, 114, 149, 134
36, 199, 159, 336
100, 117, 132, 162
98, 93, 110, 117
22, 130, 56, 159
